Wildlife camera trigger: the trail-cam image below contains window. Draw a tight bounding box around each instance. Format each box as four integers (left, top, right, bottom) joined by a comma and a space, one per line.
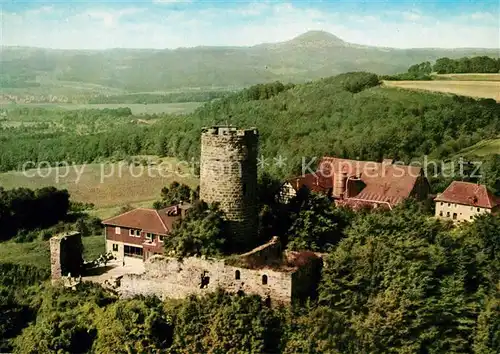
452, 213, 457, 220
112, 244, 119, 252
115, 227, 121, 234
124, 245, 143, 258
440, 202, 443, 206
439, 211, 443, 217
470, 216, 473, 220
262, 274, 268, 285
146, 233, 153, 241
446, 212, 450, 217
448, 203, 450, 207
158, 235, 164, 243
477, 208, 480, 212
235, 270, 241, 280
129, 229, 141, 237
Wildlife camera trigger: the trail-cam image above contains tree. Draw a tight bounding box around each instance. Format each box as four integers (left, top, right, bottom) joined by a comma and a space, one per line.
480, 154, 500, 195
163, 201, 228, 257
318, 202, 486, 353
155, 182, 195, 209
286, 189, 350, 252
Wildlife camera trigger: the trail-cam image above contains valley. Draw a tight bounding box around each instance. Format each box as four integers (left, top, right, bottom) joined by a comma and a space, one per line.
1, 24, 499, 354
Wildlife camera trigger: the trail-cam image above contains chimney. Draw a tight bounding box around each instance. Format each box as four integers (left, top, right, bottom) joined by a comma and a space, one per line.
333, 171, 348, 199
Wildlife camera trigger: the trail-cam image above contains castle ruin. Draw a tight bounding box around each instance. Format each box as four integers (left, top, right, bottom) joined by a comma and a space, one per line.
49, 231, 84, 284
48, 126, 323, 305
199, 126, 259, 251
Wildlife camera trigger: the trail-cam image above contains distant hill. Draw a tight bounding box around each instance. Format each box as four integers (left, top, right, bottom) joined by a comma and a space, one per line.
1, 31, 498, 93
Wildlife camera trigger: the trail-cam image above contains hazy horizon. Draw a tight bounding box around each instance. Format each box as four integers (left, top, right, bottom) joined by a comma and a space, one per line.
1, 0, 499, 50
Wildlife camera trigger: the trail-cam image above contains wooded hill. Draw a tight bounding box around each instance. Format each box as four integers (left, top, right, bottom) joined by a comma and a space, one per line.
2, 31, 498, 92
1, 73, 499, 185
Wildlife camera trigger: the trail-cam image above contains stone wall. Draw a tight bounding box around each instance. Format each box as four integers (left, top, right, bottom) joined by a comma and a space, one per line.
236, 236, 282, 268
119, 255, 294, 304
199, 126, 259, 251
50, 232, 84, 282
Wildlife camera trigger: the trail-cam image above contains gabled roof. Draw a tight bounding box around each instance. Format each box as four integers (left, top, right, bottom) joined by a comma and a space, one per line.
102, 206, 184, 235
287, 173, 332, 194
435, 181, 498, 209
288, 157, 425, 208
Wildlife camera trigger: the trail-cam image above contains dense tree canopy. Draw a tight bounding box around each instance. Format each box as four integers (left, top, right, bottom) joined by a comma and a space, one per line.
433, 56, 500, 74
163, 201, 229, 258
0, 186, 70, 241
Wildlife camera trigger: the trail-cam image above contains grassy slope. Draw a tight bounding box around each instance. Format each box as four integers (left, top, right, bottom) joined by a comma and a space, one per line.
0, 236, 105, 269
457, 138, 500, 157
383, 80, 500, 101
0, 158, 199, 210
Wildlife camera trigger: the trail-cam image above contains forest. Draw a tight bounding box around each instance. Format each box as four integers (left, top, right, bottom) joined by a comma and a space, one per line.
1, 73, 499, 185
1, 196, 499, 353
433, 56, 500, 74
1, 70, 500, 351
0, 186, 70, 241
87, 90, 232, 104
381, 55, 499, 80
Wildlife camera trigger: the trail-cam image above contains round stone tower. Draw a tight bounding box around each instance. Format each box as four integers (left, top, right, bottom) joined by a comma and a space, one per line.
199, 126, 259, 251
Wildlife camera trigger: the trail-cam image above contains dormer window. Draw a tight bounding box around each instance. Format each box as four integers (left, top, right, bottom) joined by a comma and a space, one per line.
129, 229, 141, 237
146, 233, 153, 241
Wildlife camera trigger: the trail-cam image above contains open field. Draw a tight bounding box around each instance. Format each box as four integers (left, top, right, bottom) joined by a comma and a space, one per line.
435, 73, 500, 81
0, 158, 199, 212
457, 138, 500, 157
0, 235, 105, 269
383, 80, 500, 101
0, 102, 203, 115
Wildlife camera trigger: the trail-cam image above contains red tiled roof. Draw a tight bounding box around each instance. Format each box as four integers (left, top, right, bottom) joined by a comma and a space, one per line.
102, 206, 183, 235
434, 181, 498, 209
289, 173, 332, 194
335, 199, 390, 210
288, 157, 425, 208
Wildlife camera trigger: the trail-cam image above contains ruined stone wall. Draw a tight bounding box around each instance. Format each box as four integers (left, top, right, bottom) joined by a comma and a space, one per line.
199, 126, 259, 251
50, 232, 84, 282
119, 255, 293, 304
237, 236, 282, 268
291, 256, 323, 301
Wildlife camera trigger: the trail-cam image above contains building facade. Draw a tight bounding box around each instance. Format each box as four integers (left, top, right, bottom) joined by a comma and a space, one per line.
102, 205, 190, 262
117, 237, 323, 305
435, 181, 499, 222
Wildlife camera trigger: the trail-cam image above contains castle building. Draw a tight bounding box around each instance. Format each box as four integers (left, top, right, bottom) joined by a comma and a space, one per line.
283, 157, 430, 209
199, 126, 259, 251
435, 181, 499, 222
102, 204, 191, 262
117, 237, 323, 305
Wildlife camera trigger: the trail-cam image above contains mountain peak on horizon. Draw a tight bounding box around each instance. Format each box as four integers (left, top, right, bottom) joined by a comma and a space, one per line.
288, 30, 346, 47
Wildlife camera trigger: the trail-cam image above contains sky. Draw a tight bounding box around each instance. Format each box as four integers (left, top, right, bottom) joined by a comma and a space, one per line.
1, 0, 499, 49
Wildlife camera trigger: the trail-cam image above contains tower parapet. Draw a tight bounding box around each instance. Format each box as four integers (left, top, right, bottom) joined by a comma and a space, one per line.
199, 126, 259, 251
